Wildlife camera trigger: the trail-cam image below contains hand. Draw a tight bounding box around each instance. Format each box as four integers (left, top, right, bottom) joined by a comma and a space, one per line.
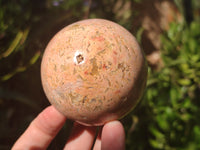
12, 105, 125, 150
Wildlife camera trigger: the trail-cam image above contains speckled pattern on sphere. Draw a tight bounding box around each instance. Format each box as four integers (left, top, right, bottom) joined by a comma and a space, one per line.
41, 19, 147, 126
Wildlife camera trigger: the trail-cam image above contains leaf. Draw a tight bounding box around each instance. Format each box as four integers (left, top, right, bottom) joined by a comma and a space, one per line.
29, 51, 41, 65
0, 31, 23, 58
180, 113, 192, 122
149, 125, 165, 139
136, 27, 144, 44
170, 87, 180, 108
149, 139, 164, 149
1, 66, 26, 81
1, 51, 41, 81
190, 21, 200, 37
178, 78, 191, 86
189, 39, 197, 53
193, 126, 200, 141
157, 115, 170, 131
149, 125, 166, 149
20, 28, 30, 45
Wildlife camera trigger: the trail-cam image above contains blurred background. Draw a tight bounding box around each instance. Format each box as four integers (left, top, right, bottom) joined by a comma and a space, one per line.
0, 0, 200, 149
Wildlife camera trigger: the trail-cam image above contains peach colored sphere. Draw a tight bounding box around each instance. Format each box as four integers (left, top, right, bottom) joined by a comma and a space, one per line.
41, 19, 147, 126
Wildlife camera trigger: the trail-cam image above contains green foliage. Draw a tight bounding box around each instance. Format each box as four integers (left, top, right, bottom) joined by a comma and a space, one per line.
140, 20, 200, 150
0, 0, 83, 82
0, 1, 40, 82
124, 0, 200, 148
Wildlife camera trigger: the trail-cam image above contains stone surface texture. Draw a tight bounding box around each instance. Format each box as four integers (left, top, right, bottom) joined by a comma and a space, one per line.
41, 19, 147, 126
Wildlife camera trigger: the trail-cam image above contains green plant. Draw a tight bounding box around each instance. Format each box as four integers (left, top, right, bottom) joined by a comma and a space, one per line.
0, 0, 41, 82
143, 20, 200, 150
124, 1, 200, 149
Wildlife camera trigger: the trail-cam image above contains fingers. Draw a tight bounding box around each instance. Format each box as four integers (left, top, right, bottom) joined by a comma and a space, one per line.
12, 105, 66, 150
64, 122, 97, 150
94, 120, 125, 150
93, 127, 102, 150
12, 105, 125, 150
102, 121, 125, 150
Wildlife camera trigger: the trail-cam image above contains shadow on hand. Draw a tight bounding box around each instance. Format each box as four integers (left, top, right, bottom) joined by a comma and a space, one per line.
67, 122, 97, 143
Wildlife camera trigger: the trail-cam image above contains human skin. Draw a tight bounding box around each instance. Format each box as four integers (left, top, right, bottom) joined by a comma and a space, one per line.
12, 105, 125, 150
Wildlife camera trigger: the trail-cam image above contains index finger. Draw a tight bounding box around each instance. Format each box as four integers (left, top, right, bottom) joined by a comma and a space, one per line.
12, 105, 66, 150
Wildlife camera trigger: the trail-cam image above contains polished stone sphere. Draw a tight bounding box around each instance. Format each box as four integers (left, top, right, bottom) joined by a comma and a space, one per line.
41, 19, 147, 126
